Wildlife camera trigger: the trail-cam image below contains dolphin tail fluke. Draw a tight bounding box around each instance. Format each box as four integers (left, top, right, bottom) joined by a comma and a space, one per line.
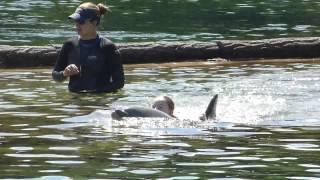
204, 94, 218, 120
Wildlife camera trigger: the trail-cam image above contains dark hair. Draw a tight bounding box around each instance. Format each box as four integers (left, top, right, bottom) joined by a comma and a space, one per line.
79, 2, 110, 15
97, 3, 110, 15
163, 96, 175, 112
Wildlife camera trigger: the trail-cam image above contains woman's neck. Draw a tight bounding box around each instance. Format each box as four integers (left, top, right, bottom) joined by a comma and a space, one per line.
80, 32, 98, 40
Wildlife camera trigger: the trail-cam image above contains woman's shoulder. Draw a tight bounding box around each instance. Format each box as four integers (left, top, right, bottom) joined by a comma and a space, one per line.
62, 36, 79, 48
99, 36, 117, 49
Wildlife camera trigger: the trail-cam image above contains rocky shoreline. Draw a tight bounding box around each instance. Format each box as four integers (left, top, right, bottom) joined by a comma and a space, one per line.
0, 37, 320, 68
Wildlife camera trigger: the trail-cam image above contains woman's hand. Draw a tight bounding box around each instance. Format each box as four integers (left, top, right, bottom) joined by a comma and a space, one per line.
63, 64, 80, 77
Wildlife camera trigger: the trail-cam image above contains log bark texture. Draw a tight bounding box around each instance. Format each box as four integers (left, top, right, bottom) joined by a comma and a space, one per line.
0, 37, 320, 67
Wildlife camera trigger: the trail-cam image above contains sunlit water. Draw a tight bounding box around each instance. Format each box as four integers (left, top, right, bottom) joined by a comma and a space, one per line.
1, 0, 320, 45
0, 61, 320, 179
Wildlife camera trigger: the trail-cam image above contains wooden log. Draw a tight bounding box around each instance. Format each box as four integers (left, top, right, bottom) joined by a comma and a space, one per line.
0, 37, 319, 67
218, 38, 320, 59
119, 42, 220, 63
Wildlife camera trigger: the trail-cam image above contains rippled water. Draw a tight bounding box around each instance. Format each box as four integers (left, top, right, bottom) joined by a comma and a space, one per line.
1, 0, 320, 45
0, 62, 320, 179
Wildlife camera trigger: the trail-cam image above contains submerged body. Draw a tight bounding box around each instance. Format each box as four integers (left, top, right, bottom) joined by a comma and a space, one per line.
111, 95, 218, 120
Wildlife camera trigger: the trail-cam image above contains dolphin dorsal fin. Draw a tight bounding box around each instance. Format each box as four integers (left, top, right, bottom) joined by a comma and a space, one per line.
204, 94, 218, 120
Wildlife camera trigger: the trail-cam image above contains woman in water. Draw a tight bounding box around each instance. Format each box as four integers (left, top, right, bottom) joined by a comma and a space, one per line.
52, 2, 124, 93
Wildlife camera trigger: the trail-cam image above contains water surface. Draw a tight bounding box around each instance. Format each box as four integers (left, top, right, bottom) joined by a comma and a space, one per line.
1, 0, 320, 45
0, 61, 319, 179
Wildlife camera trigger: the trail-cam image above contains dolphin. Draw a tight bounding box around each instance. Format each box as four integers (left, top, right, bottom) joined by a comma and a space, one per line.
111, 94, 218, 120
111, 107, 172, 120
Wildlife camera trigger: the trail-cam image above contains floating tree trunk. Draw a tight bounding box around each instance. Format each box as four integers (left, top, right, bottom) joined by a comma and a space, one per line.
0, 37, 320, 67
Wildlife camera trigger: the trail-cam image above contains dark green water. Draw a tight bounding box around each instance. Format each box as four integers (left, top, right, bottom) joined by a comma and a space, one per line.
1, 0, 320, 45
0, 62, 320, 179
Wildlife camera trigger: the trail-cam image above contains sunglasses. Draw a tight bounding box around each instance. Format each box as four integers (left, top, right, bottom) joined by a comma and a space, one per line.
75, 19, 86, 25
75, 17, 99, 25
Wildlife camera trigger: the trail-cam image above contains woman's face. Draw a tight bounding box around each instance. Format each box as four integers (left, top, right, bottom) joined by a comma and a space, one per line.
75, 20, 97, 38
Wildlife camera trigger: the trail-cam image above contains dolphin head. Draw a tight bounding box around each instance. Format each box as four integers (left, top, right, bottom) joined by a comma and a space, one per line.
111, 109, 128, 120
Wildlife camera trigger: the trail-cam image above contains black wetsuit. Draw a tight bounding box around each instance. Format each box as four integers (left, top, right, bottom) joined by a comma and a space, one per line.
52, 35, 125, 93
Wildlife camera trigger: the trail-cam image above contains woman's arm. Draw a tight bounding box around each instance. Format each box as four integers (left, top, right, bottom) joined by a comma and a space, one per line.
109, 48, 125, 89
96, 46, 125, 93
52, 42, 70, 82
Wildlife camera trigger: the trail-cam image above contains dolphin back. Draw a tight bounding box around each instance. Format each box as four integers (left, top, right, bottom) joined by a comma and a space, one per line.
111, 107, 171, 120
204, 94, 218, 120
